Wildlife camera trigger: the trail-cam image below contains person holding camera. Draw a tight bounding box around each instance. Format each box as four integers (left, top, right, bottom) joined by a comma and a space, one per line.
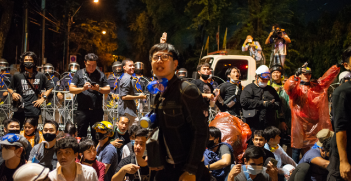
265, 24, 291, 67
242, 35, 263, 63
69, 53, 110, 143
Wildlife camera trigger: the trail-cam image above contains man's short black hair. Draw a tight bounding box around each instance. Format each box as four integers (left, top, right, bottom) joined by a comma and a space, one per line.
64, 122, 76, 136
3, 118, 20, 129
119, 116, 130, 123
44, 120, 59, 132
273, 24, 280, 29
209, 126, 222, 143
342, 46, 351, 63
263, 126, 281, 141
197, 62, 210, 72
322, 137, 332, 153
129, 125, 139, 136
243, 145, 265, 160
225, 67, 240, 80
79, 139, 95, 153
122, 59, 133, 67
149, 43, 180, 62
55, 137, 79, 153
253, 130, 264, 139
135, 128, 149, 138
84, 53, 99, 62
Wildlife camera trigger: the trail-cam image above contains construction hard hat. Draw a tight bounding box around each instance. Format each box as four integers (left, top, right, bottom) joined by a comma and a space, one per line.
13, 163, 50, 181
256, 65, 271, 79
270, 65, 283, 74
93, 121, 114, 137
339, 71, 351, 82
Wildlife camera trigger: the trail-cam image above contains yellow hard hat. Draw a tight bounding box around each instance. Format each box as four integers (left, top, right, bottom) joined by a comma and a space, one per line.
93, 121, 114, 137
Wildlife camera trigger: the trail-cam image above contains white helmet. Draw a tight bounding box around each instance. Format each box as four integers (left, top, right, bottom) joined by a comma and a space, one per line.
256, 65, 271, 79
13, 163, 50, 181
339, 71, 351, 82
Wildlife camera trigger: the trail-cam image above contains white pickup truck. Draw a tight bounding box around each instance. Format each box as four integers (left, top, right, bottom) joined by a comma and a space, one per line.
195, 55, 257, 87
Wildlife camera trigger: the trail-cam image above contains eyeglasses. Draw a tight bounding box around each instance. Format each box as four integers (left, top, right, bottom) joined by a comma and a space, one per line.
2, 133, 20, 143
259, 72, 271, 79
152, 54, 173, 62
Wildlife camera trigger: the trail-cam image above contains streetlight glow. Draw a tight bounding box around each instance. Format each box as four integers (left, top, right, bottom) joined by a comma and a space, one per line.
102, 31, 106, 35
94, 0, 99, 3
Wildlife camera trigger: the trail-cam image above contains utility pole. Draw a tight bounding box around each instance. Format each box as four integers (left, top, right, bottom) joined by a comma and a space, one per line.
66, 15, 71, 70
23, 0, 28, 53
41, 0, 46, 65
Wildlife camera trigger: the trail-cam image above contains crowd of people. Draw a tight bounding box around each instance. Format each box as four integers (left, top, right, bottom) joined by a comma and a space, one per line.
0, 29, 350, 181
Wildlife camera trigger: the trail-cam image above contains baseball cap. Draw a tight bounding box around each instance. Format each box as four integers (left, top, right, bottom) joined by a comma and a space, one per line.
0, 133, 28, 148
316, 129, 334, 147
13, 163, 50, 181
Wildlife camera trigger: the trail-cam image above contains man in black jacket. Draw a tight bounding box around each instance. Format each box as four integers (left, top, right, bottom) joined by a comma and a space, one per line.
149, 43, 210, 181
240, 65, 281, 137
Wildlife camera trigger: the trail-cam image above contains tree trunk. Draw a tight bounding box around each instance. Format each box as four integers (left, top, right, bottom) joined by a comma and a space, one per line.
0, 0, 14, 58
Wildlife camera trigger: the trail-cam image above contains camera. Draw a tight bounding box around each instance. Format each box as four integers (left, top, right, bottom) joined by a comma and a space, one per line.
271, 28, 285, 39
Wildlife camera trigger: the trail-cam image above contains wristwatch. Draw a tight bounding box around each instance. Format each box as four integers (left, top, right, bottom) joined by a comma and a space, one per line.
43, 95, 47, 100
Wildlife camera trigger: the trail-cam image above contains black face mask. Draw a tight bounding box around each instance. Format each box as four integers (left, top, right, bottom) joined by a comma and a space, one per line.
8, 129, 20, 134
43, 133, 56, 142
24, 62, 35, 69
207, 140, 215, 148
201, 74, 210, 81
83, 156, 96, 164
134, 69, 143, 75
96, 132, 108, 140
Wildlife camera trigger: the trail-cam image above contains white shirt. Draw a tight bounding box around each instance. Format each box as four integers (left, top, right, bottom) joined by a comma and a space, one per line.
122, 144, 131, 159
48, 162, 98, 181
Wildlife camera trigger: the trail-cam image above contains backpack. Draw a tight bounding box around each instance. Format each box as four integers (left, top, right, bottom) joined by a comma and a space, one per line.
204, 142, 234, 180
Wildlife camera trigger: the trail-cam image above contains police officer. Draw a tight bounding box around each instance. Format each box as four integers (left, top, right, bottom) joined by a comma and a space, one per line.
57, 62, 80, 100
177, 68, 188, 80
0, 58, 11, 103
133, 62, 147, 93
69, 53, 110, 142
108, 61, 123, 98
42, 63, 60, 121
43, 63, 59, 88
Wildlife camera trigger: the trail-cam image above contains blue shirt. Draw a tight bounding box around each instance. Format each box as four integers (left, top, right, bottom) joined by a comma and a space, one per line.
97, 143, 118, 181
298, 148, 327, 181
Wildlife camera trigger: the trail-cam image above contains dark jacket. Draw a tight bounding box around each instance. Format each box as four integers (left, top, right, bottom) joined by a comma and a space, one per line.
240, 82, 281, 128
154, 75, 209, 174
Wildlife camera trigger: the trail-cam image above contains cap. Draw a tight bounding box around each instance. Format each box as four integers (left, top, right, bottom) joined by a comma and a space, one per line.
316, 129, 334, 147
302, 67, 312, 74
0, 133, 28, 148
13, 163, 50, 181
270, 65, 283, 74
339, 71, 351, 82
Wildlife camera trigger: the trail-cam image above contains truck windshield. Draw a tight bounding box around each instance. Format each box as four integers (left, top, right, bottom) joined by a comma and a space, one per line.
214, 59, 248, 81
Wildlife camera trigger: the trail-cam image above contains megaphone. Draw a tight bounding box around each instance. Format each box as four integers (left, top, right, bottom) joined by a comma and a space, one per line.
139, 112, 156, 128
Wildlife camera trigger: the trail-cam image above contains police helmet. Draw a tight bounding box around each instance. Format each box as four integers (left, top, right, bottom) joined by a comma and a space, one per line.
69, 62, 80, 73
135, 62, 144, 70
43, 63, 54, 74
177, 68, 188, 78
112, 61, 122, 73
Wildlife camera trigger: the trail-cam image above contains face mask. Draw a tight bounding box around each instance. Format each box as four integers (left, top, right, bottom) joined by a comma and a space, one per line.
246, 165, 263, 175
2, 147, 16, 160
24, 62, 35, 69
71, 69, 77, 73
8, 129, 20, 134
117, 127, 126, 135
95, 132, 108, 140
207, 140, 215, 148
43, 133, 56, 142
201, 74, 210, 80
258, 81, 267, 88
134, 69, 143, 75
83, 156, 96, 164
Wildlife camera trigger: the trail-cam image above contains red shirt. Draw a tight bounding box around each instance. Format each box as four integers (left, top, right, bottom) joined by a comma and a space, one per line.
76, 158, 106, 181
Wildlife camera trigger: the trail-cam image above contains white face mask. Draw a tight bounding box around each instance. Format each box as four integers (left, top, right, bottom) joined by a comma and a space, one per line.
258, 81, 268, 88
2, 147, 16, 160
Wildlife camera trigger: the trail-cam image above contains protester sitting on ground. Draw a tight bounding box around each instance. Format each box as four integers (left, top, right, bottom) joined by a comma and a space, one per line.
93, 121, 118, 181
1, 118, 32, 161
121, 125, 139, 159
228, 145, 279, 181
204, 126, 233, 181
263, 126, 297, 168
78, 139, 106, 181
20, 117, 44, 147
311, 129, 334, 149
0, 134, 28, 181
112, 128, 152, 181
297, 137, 332, 181
28, 120, 59, 171
49, 137, 98, 181
111, 116, 130, 163
13, 163, 50, 181
252, 130, 275, 162
64, 122, 77, 138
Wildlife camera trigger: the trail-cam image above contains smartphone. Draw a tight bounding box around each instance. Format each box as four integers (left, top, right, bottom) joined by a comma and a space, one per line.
118, 140, 124, 144
91, 81, 97, 86
270, 158, 278, 167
